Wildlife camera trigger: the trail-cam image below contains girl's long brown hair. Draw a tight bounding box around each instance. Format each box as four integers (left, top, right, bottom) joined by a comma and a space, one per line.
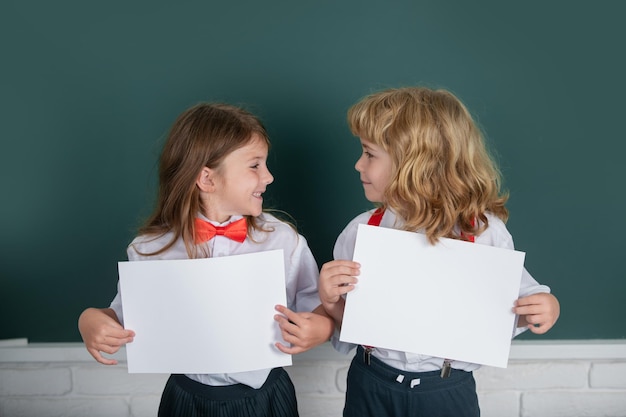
348, 87, 508, 243
137, 103, 271, 258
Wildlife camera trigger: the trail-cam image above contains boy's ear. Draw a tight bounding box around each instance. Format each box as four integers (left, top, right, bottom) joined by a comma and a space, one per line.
196, 167, 215, 192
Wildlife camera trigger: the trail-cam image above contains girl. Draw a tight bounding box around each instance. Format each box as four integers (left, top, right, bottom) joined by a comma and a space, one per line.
78, 103, 334, 417
319, 87, 560, 417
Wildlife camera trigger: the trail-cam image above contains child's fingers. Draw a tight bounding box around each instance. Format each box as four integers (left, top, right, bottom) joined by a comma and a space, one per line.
97, 330, 135, 348
279, 327, 300, 344
319, 261, 360, 305
274, 341, 305, 355
329, 277, 358, 293
514, 294, 559, 335
109, 326, 135, 337
528, 325, 548, 335
319, 275, 357, 304
319, 284, 353, 304
86, 347, 118, 365
274, 323, 307, 355
324, 261, 360, 274
274, 342, 291, 354
320, 261, 360, 283
515, 293, 540, 305
275, 328, 314, 355
525, 310, 558, 334
274, 313, 291, 329
513, 295, 548, 315
514, 301, 556, 321
513, 304, 541, 317
93, 343, 117, 355
107, 328, 135, 342
274, 305, 300, 325
86, 329, 135, 363
322, 260, 360, 269
320, 268, 359, 291
514, 293, 555, 311
515, 312, 554, 334
274, 306, 302, 336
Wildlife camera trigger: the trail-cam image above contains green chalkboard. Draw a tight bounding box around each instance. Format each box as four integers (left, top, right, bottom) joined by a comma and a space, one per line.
1, 1, 625, 342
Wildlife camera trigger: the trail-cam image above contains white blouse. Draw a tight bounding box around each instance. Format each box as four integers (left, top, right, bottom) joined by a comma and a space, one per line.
331, 208, 551, 373
110, 212, 321, 389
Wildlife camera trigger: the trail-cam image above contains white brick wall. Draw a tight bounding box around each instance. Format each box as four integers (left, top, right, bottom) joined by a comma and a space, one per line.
1, 341, 625, 417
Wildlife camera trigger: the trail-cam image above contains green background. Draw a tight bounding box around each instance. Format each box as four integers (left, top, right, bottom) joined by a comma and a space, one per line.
1, 1, 624, 342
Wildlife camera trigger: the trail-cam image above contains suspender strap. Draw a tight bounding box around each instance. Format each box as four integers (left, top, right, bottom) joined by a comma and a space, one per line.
368, 207, 476, 241
461, 218, 476, 242
367, 208, 385, 226
362, 208, 385, 362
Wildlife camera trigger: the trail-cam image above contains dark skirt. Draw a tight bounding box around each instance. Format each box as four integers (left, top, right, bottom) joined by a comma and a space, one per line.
344, 346, 480, 417
158, 368, 298, 417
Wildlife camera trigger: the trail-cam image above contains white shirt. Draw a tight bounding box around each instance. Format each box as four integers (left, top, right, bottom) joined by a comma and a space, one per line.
331, 208, 551, 373
110, 213, 321, 389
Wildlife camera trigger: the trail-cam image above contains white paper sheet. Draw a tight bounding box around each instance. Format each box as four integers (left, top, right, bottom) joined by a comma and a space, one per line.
118, 249, 291, 373
340, 224, 525, 368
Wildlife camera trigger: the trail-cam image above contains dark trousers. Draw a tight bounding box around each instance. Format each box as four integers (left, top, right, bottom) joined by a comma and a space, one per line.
158, 368, 298, 417
344, 346, 480, 417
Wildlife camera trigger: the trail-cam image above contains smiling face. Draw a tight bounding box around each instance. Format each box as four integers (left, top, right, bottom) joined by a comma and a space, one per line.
198, 133, 274, 222
354, 138, 394, 203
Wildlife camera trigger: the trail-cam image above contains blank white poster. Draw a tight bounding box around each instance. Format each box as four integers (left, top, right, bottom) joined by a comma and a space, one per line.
340, 225, 525, 368
119, 250, 290, 373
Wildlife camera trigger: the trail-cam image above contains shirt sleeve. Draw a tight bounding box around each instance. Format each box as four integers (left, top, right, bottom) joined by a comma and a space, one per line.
271, 221, 322, 313
477, 215, 551, 296
108, 244, 140, 325
290, 234, 322, 313
329, 215, 368, 354
477, 214, 551, 337
333, 212, 371, 260
108, 284, 124, 325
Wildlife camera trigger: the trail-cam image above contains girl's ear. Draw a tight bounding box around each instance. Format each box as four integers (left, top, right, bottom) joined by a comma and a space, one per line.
196, 167, 215, 192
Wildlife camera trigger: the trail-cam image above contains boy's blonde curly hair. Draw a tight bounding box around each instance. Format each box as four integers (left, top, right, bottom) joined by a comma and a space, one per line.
348, 86, 509, 243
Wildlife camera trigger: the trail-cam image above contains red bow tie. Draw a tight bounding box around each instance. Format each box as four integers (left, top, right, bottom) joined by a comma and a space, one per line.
194, 217, 247, 244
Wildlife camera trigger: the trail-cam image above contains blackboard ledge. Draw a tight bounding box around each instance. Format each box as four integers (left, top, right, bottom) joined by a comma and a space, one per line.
1, 340, 625, 363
